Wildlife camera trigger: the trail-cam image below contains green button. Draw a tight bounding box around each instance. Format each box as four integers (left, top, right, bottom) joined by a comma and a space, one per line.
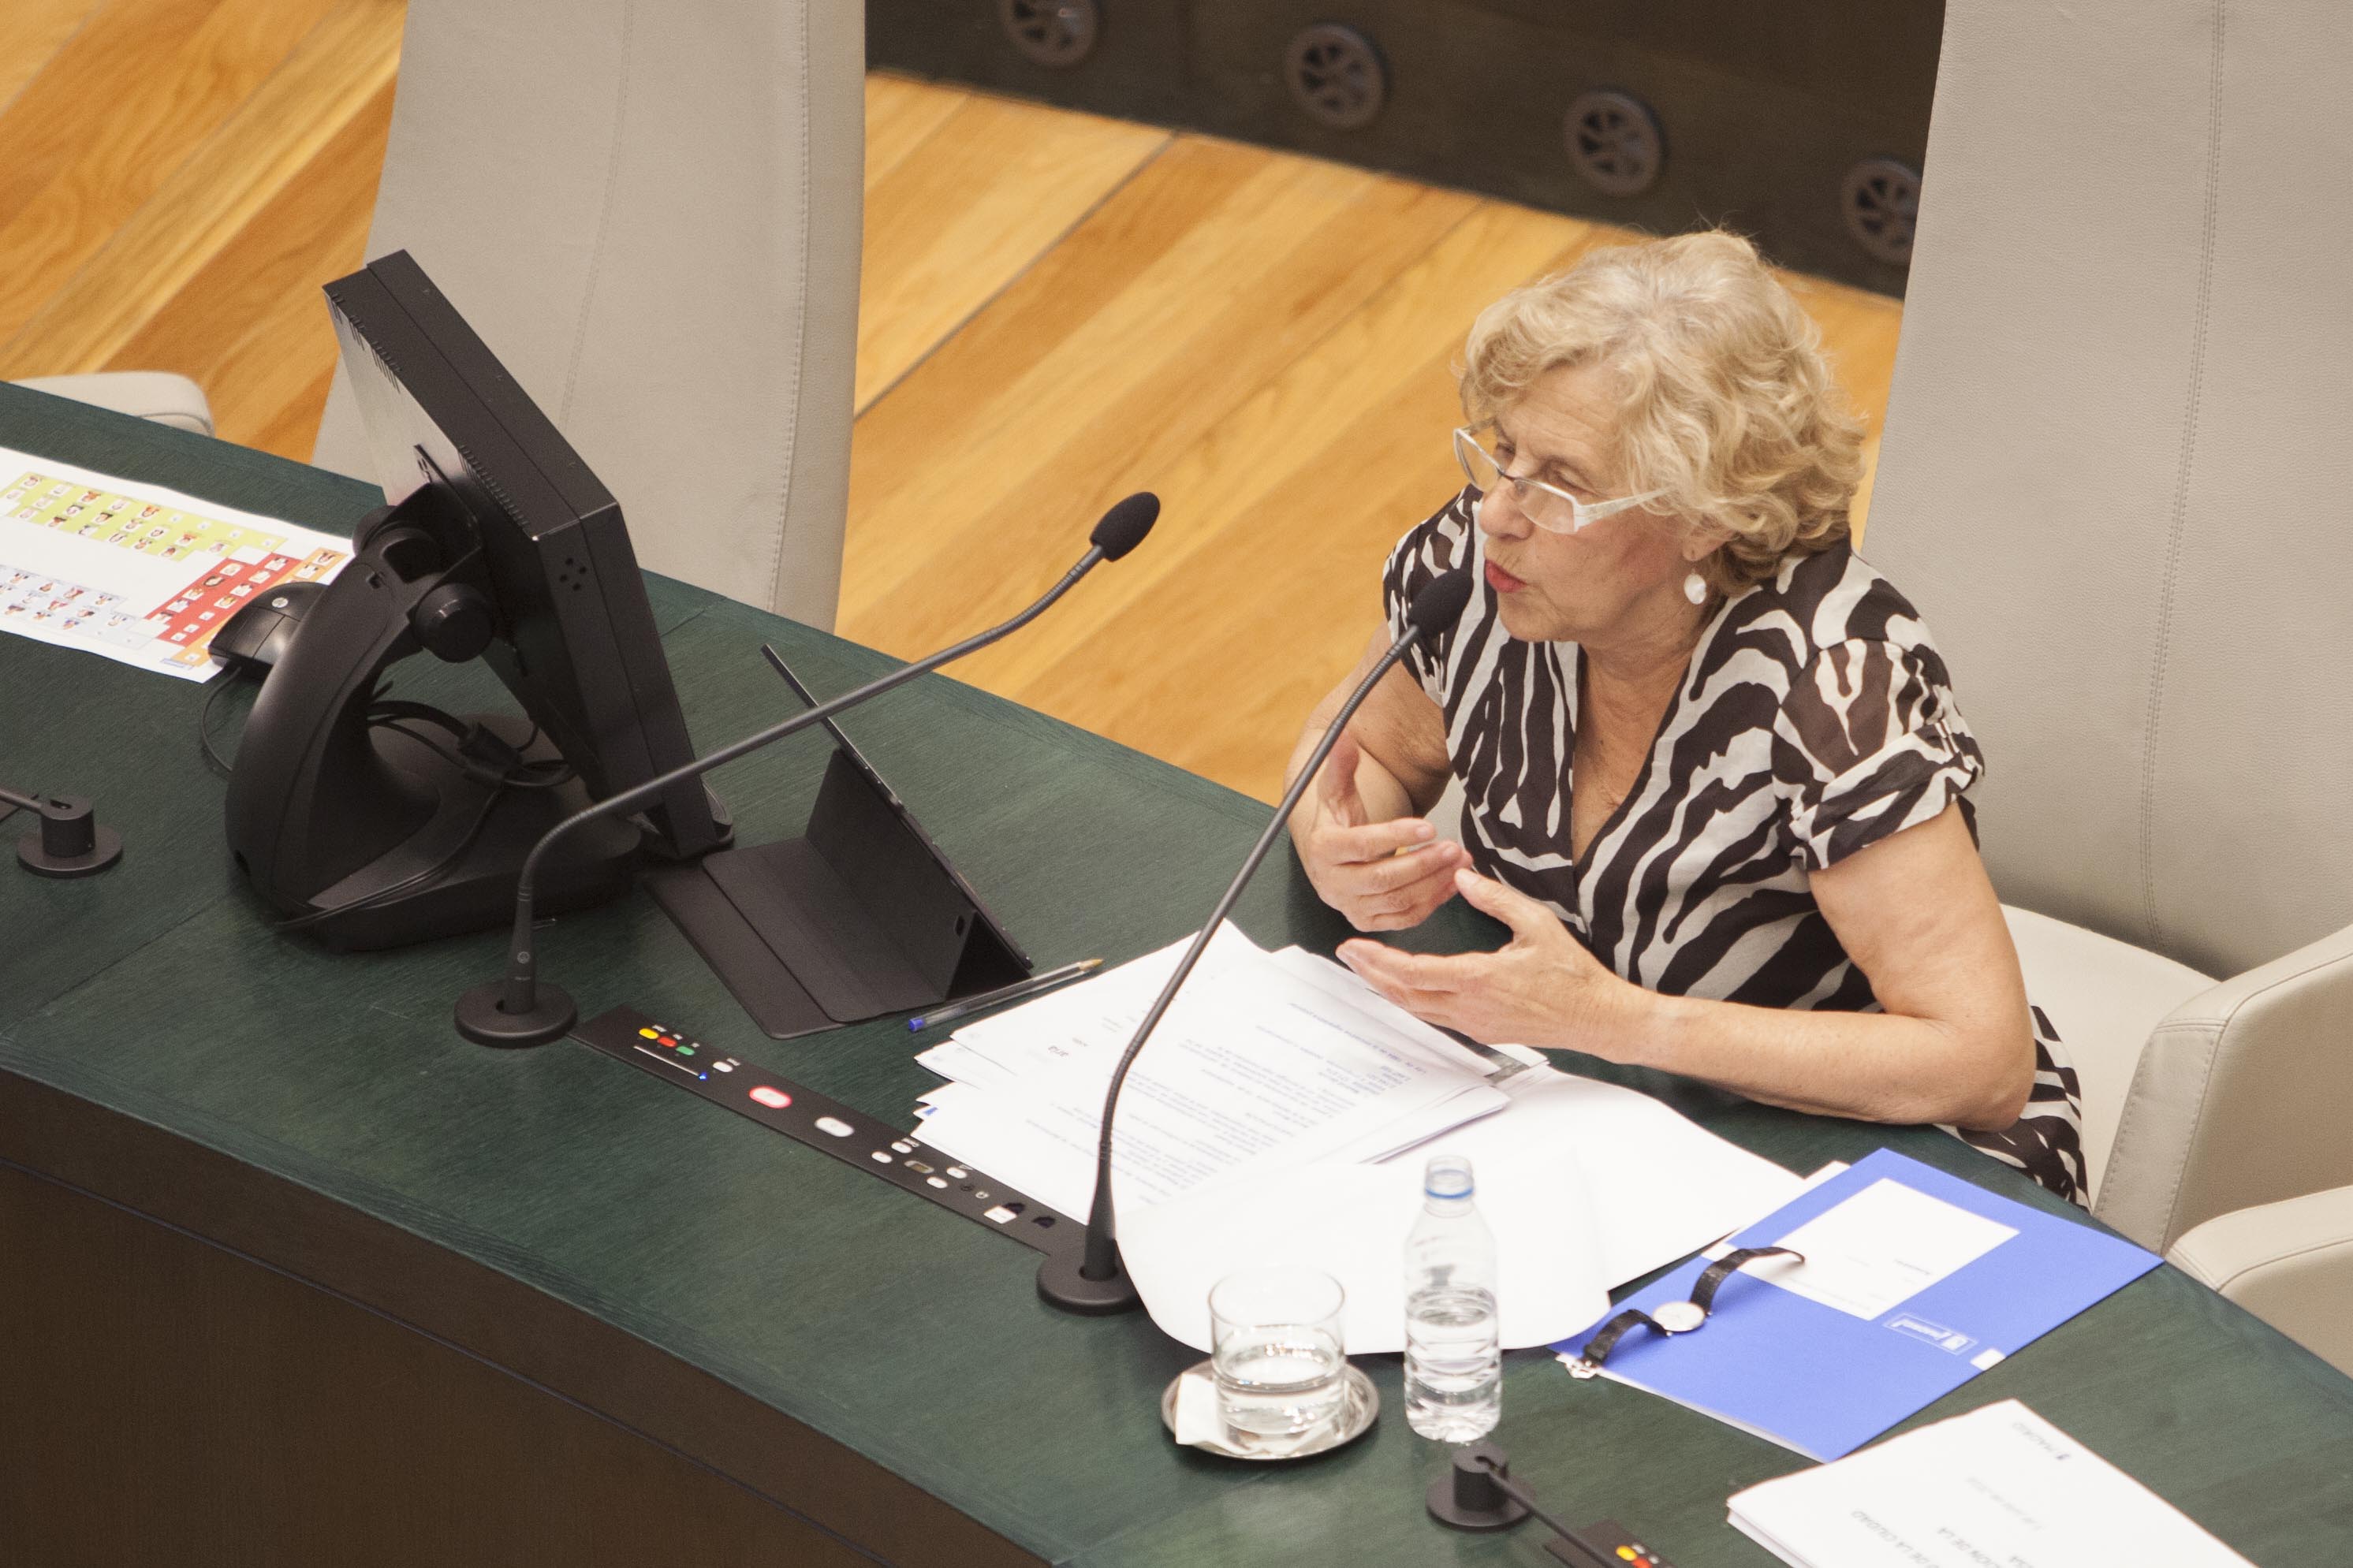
677, 1045, 695, 1056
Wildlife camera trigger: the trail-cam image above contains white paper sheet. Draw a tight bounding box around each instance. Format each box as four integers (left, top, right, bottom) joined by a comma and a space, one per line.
913, 950, 1508, 1219
1763, 1178, 2018, 1321
1120, 1138, 1610, 1354
917, 940, 1804, 1352
1727, 1399, 2254, 1568
0, 447, 353, 680
914, 926, 1269, 1093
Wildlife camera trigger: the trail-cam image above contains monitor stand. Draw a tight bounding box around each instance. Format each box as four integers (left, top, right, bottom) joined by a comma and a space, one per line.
225, 499, 638, 949
644, 653, 1031, 1040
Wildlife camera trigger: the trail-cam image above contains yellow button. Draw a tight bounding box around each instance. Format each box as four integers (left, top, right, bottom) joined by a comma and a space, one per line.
638, 1027, 659, 1040
1617, 1551, 1637, 1563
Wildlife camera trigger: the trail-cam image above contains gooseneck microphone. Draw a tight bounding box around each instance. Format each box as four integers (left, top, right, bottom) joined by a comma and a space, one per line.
1037, 567, 1475, 1313
453, 493, 1160, 1048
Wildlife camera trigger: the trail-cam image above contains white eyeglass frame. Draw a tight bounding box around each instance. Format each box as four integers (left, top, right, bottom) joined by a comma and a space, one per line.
1452, 425, 1664, 534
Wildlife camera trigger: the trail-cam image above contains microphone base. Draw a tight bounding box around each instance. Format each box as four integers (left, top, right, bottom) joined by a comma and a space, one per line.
455, 980, 578, 1048
18, 824, 121, 879
1036, 1245, 1142, 1315
1426, 1445, 1531, 1531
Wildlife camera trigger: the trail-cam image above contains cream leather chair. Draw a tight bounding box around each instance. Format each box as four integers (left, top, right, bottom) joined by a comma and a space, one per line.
309, 0, 863, 631
1865, 0, 2353, 1369
6, 372, 214, 437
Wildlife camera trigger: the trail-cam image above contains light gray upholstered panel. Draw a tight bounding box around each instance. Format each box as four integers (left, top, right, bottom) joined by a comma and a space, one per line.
1863, 0, 2353, 979
2098, 920, 2353, 1252
2169, 1183, 2353, 1376
314, 0, 862, 631
11, 373, 214, 438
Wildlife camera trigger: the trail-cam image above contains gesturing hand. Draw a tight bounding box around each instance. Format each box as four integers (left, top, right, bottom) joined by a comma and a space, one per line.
1336, 866, 1638, 1053
1291, 731, 1467, 932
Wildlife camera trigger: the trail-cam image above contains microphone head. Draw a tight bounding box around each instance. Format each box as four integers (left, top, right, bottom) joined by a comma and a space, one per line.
1090, 493, 1160, 561
1406, 568, 1475, 644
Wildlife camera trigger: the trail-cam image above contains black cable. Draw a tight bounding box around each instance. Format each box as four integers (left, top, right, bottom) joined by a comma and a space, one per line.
368, 717, 575, 790
274, 713, 574, 932
271, 784, 505, 933
1466, 1458, 1613, 1564
199, 675, 253, 778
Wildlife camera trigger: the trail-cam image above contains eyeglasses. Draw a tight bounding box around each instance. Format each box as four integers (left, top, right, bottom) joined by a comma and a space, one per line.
1452, 426, 1663, 534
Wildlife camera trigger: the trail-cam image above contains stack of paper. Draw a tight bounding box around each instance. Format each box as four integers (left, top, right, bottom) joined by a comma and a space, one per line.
913, 929, 1806, 1353
915, 927, 1512, 1220
1727, 1399, 2254, 1566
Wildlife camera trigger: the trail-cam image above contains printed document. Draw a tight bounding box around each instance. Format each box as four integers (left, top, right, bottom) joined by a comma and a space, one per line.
1727, 1399, 2254, 1567
1, 446, 352, 680
913, 940, 1508, 1219
915, 931, 1805, 1352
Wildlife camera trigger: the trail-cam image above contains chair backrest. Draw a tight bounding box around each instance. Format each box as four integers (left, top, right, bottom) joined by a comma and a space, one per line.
1863, 0, 2353, 984
313, 0, 863, 631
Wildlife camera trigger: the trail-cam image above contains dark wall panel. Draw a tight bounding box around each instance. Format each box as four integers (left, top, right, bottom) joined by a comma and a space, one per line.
870, 0, 1941, 295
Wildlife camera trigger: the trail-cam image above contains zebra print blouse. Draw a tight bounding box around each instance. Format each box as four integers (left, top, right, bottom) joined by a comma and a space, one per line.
1382, 491, 2086, 1204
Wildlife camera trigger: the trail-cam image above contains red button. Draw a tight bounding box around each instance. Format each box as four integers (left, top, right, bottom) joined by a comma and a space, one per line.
748, 1086, 791, 1109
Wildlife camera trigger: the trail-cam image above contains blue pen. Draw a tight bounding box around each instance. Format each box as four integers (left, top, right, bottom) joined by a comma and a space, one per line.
908, 959, 1102, 1032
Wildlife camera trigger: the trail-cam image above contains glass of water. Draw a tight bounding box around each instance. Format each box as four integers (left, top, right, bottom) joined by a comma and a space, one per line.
1208, 1265, 1349, 1446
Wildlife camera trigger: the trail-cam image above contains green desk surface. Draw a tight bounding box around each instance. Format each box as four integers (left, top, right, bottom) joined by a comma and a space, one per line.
3, 381, 2351, 1566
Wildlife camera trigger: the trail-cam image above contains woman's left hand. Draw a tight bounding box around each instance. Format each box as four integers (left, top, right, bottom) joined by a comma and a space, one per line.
1336, 867, 1641, 1054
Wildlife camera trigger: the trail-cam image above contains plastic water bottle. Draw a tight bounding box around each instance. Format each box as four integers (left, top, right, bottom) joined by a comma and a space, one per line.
1404, 1153, 1501, 1442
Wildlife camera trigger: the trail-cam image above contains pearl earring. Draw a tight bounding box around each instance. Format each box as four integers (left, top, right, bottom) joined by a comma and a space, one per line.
1683, 572, 1708, 605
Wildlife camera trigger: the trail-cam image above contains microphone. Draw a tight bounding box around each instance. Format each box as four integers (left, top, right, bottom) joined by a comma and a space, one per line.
1037, 566, 1475, 1313
453, 492, 1161, 1047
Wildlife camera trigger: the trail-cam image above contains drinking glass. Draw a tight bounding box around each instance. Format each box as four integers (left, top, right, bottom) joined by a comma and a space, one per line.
1208, 1265, 1349, 1445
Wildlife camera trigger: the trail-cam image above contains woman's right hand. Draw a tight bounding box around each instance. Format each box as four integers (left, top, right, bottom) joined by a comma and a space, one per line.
1291, 732, 1470, 931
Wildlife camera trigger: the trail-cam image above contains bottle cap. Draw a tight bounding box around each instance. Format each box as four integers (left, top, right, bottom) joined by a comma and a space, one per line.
1423, 1153, 1474, 1199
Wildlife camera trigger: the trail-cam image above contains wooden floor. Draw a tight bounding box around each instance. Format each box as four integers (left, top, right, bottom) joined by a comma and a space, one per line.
0, 4, 1902, 803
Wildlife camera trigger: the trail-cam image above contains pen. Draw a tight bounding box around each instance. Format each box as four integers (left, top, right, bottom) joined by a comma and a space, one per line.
908, 959, 1102, 1032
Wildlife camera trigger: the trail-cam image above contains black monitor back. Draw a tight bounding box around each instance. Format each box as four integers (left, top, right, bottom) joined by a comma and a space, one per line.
323, 251, 725, 858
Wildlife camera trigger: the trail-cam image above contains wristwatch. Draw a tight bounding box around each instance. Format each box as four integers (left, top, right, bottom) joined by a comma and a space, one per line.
1567, 1246, 1803, 1377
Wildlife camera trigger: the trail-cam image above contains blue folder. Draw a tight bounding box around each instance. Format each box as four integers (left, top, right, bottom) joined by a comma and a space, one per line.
1550, 1148, 2161, 1460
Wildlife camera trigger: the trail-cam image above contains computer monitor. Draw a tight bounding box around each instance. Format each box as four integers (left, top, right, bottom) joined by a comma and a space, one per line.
224, 250, 729, 948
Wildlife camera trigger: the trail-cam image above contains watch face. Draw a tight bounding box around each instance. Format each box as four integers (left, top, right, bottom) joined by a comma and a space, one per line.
1654, 1300, 1706, 1335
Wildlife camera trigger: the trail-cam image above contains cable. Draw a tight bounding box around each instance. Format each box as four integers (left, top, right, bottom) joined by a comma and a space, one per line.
274, 713, 576, 933
271, 784, 505, 933
367, 716, 576, 790
199, 676, 253, 778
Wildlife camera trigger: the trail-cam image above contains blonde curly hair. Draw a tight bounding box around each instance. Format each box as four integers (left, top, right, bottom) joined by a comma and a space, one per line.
1460, 231, 1866, 595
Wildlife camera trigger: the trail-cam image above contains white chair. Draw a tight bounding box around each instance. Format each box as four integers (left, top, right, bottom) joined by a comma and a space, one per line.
1865, 0, 2353, 1368
21, 0, 864, 634
8, 372, 213, 438
311, 0, 864, 631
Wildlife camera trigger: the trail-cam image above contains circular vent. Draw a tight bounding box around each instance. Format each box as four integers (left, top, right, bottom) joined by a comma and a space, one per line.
1563, 90, 1664, 197
1841, 157, 1922, 266
1285, 24, 1386, 130
999, 0, 1098, 69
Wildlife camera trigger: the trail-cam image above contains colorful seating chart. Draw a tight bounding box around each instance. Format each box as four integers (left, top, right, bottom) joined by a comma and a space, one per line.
1, 449, 352, 682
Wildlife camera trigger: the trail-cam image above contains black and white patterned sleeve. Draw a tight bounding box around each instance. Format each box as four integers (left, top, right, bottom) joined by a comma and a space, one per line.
1771, 637, 1986, 870
1379, 489, 1477, 703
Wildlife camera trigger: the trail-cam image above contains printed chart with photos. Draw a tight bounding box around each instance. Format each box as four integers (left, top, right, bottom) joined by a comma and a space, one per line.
1, 446, 352, 682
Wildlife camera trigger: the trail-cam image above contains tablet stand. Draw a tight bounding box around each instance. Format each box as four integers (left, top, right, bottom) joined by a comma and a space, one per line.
644, 650, 1031, 1039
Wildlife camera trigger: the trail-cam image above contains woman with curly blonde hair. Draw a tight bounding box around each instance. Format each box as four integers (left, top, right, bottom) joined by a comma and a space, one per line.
1287, 230, 2083, 1201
